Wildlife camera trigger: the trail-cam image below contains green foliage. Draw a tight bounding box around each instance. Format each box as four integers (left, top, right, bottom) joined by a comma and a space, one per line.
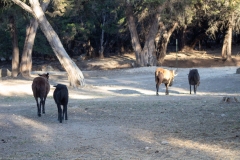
0, 7, 27, 59
48, 0, 128, 56
142, 0, 165, 5
2, 0, 240, 60
47, 0, 75, 17
33, 29, 54, 56
0, 3, 55, 59
0, 27, 12, 58
203, 0, 240, 37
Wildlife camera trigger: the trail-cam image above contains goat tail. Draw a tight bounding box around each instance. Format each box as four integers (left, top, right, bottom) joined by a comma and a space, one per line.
32, 84, 44, 99
155, 71, 164, 84
155, 71, 158, 83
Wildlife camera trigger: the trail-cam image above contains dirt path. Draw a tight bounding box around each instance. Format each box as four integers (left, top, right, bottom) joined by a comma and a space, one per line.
1, 66, 240, 160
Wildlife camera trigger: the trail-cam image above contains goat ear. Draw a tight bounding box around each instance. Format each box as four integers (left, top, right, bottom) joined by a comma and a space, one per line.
46, 73, 49, 76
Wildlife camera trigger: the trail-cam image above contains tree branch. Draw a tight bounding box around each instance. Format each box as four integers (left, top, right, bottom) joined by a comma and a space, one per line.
11, 0, 35, 17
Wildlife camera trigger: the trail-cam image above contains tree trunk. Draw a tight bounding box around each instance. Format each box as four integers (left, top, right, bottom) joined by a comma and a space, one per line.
31, 0, 85, 87
222, 14, 233, 60
9, 15, 19, 77
126, 2, 163, 66
156, 22, 178, 64
125, 3, 143, 66
20, 0, 49, 77
99, 13, 106, 59
155, 21, 165, 46
141, 12, 161, 66
87, 40, 95, 58
13, 0, 85, 87
181, 32, 206, 52
189, 33, 206, 50
178, 25, 187, 51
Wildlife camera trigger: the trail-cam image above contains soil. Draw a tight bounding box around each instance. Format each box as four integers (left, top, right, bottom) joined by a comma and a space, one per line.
1, 48, 240, 160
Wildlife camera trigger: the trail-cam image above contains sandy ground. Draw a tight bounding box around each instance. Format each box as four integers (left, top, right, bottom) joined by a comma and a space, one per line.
1, 65, 240, 160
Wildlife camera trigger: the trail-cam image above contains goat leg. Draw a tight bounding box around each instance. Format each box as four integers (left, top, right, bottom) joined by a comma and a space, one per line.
156, 83, 159, 96
35, 98, 41, 117
40, 98, 44, 115
42, 97, 47, 114
63, 105, 68, 120
57, 105, 63, 123
165, 84, 169, 95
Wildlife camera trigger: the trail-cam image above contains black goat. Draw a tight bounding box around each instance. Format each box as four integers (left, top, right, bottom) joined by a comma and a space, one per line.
188, 69, 200, 94
53, 84, 69, 123
32, 73, 50, 117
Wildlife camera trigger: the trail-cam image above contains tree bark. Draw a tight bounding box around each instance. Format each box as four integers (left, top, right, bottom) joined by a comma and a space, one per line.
178, 25, 187, 51
141, 12, 161, 66
221, 14, 233, 61
20, 0, 49, 77
99, 13, 106, 59
9, 15, 19, 77
155, 22, 165, 46
189, 33, 206, 50
156, 22, 178, 64
87, 40, 95, 57
181, 31, 206, 52
125, 3, 143, 66
12, 0, 85, 87
126, 2, 163, 66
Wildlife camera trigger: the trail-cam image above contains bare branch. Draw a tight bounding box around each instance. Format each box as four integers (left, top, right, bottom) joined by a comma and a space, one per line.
11, 0, 35, 17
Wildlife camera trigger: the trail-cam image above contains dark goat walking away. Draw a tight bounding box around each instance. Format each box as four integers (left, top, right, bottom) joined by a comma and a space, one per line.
32, 73, 50, 117
188, 69, 200, 94
53, 84, 69, 123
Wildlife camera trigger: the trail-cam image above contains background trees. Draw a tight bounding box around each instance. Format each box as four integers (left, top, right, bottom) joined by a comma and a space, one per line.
205, 0, 240, 60
1, 0, 240, 79
10, 0, 85, 87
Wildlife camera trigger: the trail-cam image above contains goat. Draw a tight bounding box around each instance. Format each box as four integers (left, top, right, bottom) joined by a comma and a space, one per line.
32, 73, 50, 117
188, 69, 200, 94
155, 68, 177, 95
53, 84, 69, 123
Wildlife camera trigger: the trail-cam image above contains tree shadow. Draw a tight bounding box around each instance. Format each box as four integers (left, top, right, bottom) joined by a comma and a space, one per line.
109, 89, 143, 95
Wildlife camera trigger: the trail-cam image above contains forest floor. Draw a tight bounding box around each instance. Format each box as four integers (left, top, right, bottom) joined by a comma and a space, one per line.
1, 47, 240, 159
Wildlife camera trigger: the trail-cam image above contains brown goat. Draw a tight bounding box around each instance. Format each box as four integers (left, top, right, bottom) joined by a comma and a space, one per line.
32, 73, 50, 117
155, 68, 177, 95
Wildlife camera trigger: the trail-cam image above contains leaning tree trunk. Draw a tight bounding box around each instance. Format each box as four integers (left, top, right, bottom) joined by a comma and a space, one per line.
155, 21, 165, 46
13, 0, 84, 87
30, 0, 84, 87
189, 33, 206, 50
9, 15, 19, 77
156, 22, 178, 64
20, 0, 50, 77
181, 32, 206, 52
222, 14, 233, 61
125, 2, 143, 66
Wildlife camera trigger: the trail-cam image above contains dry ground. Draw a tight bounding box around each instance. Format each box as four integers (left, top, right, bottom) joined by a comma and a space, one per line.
1, 49, 240, 160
